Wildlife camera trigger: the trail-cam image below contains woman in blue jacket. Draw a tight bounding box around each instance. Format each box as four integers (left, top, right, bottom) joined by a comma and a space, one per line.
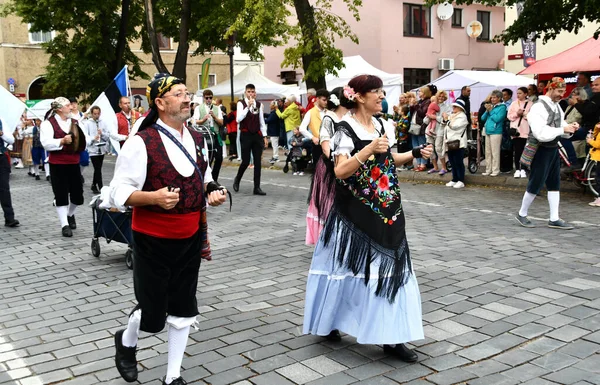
480, 90, 507, 176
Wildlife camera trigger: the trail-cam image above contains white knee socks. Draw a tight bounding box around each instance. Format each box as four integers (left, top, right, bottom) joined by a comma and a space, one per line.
165, 325, 191, 384
548, 191, 560, 221
56, 206, 69, 227
68, 202, 78, 217
122, 309, 141, 348
518, 191, 536, 217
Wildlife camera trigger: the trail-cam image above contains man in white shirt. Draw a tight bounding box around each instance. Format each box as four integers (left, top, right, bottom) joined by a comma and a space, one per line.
105, 74, 227, 385
0, 118, 19, 227
515, 77, 578, 230
192, 89, 224, 181
41, 97, 92, 237
84, 106, 113, 194
233, 83, 268, 195
299, 88, 329, 166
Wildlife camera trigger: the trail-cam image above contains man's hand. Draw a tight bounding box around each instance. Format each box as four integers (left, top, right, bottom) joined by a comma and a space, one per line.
564, 123, 578, 134
312, 137, 319, 145
207, 189, 227, 206
61, 135, 72, 145
420, 144, 433, 159
0, 130, 3, 136
154, 187, 180, 210
264, 137, 269, 149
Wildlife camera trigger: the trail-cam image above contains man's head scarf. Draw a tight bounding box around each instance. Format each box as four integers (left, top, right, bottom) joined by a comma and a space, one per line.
547, 77, 566, 90
138, 73, 185, 132
146, 73, 184, 108
51, 97, 71, 110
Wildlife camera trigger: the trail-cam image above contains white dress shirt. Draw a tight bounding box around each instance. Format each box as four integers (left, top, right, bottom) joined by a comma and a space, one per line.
102, 118, 213, 212
40, 114, 92, 152
0, 118, 15, 146
528, 95, 569, 143
193, 103, 224, 129
236, 98, 267, 136
299, 106, 326, 140
84, 119, 114, 156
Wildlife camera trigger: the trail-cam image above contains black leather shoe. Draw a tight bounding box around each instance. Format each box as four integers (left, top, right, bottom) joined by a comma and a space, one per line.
325, 329, 341, 342
35, 175, 40, 180
383, 344, 418, 363
62, 225, 73, 237
233, 177, 240, 192
46, 176, 50, 182
253, 187, 266, 196
67, 215, 76, 229
5, 219, 20, 227
162, 376, 187, 385
115, 329, 138, 382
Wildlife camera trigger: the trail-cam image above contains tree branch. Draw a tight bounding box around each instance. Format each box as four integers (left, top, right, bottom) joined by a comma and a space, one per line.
144, 0, 169, 74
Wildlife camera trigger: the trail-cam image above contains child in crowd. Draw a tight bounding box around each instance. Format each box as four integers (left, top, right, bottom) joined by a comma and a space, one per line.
290, 127, 307, 176
587, 122, 600, 207
425, 95, 440, 138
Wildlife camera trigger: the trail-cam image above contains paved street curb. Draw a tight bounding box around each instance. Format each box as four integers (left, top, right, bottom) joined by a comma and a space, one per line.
221, 149, 585, 193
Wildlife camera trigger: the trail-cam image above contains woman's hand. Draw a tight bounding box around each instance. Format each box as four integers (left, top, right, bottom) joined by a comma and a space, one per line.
442, 112, 448, 120
366, 137, 389, 154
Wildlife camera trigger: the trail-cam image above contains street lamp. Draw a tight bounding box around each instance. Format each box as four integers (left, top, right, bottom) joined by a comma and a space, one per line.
224, 32, 237, 103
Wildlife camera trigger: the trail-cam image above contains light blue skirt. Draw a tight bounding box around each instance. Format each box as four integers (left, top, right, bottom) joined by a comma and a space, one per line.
303, 221, 424, 345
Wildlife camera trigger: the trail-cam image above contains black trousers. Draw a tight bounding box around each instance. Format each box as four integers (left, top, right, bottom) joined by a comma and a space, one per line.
0, 155, 15, 221
235, 132, 263, 189
90, 155, 104, 188
211, 140, 223, 182
527, 146, 560, 195
513, 138, 527, 171
50, 163, 84, 206
133, 230, 202, 333
312, 142, 322, 167
228, 132, 237, 156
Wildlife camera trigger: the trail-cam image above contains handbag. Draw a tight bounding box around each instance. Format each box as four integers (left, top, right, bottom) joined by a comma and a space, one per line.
408, 113, 421, 135
445, 121, 466, 151
520, 136, 539, 168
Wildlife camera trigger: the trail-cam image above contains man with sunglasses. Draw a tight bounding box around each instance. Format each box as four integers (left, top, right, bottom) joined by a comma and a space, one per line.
104, 74, 227, 385
193, 89, 224, 181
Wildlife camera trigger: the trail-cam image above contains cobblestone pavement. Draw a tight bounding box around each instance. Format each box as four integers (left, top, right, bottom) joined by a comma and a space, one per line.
1, 158, 600, 385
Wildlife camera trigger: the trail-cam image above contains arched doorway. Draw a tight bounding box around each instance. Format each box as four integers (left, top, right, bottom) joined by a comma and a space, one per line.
27, 76, 51, 100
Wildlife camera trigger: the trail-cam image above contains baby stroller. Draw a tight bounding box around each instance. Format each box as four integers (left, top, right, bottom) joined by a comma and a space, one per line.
282, 146, 312, 174
90, 199, 134, 269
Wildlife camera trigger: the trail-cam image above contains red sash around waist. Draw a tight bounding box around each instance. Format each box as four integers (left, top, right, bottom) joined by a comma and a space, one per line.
132, 207, 200, 239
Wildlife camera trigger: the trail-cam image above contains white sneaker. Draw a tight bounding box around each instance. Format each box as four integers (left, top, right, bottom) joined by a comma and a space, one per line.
293, 172, 298, 175
589, 198, 600, 207
514, 170, 521, 178
520, 170, 527, 178
446, 181, 456, 187
299, 172, 304, 176
482, 172, 490, 176
453, 181, 465, 189
490, 173, 499, 177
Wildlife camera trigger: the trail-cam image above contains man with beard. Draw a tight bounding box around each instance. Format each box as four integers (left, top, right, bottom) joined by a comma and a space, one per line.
117, 96, 141, 147
515, 77, 578, 230
105, 74, 227, 385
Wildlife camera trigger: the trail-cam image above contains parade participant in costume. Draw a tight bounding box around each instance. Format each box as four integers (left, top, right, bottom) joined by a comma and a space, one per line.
0, 118, 19, 227
21, 119, 35, 176
233, 84, 268, 195
104, 74, 227, 385
303, 75, 431, 361
305, 87, 348, 245
70, 98, 89, 182
41, 97, 91, 237
117, 96, 140, 147
515, 77, 577, 229
193, 89, 224, 182
299, 89, 330, 166
84, 106, 112, 194
31, 119, 49, 181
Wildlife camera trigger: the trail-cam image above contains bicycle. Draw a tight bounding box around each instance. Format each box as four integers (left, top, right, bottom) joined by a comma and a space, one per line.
558, 142, 598, 196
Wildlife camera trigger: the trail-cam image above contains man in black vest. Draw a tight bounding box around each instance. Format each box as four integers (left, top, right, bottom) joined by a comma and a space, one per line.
0, 118, 19, 227
233, 84, 268, 195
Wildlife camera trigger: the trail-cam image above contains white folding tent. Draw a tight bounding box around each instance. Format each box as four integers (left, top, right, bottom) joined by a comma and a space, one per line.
299, 55, 404, 114
198, 66, 299, 101
425, 70, 533, 110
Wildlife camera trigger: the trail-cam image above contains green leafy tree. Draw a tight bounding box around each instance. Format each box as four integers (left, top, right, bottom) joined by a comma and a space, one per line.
425, 0, 600, 44
3, 0, 148, 102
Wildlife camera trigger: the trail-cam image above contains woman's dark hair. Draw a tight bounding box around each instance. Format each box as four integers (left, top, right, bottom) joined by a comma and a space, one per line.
345, 75, 384, 109
528, 84, 539, 96
230, 102, 237, 111
327, 87, 346, 110
517, 87, 528, 95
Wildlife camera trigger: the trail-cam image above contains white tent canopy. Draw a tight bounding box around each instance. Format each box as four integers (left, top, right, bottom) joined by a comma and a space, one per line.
198, 66, 299, 100
299, 56, 403, 114
424, 70, 533, 110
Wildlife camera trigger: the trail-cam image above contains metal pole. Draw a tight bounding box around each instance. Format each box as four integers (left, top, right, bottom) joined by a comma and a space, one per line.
229, 47, 234, 103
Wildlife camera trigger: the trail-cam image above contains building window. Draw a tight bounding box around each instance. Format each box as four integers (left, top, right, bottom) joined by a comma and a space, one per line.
476, 11, 491, 41
198, 73, 217, 89
28, 24, 53, 44
404, 68, 431, 92
403, 4, 431, 37
451, 8, 462, 27
157, 33, 171, 50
